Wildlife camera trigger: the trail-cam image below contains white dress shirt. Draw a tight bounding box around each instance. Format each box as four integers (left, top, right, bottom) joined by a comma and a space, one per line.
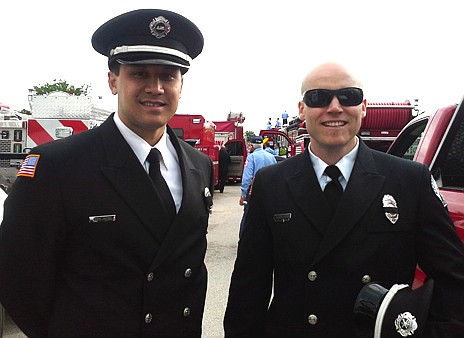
308, 138, 359, 192
113, 113, 183, 212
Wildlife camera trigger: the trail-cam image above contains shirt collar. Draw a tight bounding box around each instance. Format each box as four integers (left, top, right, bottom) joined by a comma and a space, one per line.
113, 113, 170, 170
309, 137, 359, 186
337, 138, 358, 183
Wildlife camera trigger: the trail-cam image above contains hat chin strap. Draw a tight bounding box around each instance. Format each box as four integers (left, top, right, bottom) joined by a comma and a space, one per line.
116, 58, 190, 71
110, 45, 192, 63
374, 284, 408, 338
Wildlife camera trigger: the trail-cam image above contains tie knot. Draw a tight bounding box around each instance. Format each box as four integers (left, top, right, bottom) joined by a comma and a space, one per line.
147, 148, 162, 165
325, 165, 341, 181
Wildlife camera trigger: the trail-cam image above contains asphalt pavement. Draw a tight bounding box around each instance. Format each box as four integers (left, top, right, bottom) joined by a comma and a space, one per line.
2, 183, 243, 338
203, 183, 242, 337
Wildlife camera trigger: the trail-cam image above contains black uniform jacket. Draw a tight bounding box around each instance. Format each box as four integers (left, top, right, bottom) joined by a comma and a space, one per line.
224, 140, 464, 338
0, 114, 214, 338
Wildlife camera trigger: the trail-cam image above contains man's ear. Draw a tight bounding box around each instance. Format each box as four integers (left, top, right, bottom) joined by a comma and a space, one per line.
298, 101, 306, 121
108, 71, 118, 95
179, 77, 183, 99
361, 98, 367, 118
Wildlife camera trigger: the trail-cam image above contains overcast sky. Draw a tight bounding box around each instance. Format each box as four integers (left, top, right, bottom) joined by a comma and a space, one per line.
1, 0, 463, 133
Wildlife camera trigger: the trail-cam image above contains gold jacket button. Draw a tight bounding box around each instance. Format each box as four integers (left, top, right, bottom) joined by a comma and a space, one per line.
308, 314, 318, 325
184, 268, 193, 278
307, 270, 318, 282
361, 275, 372, 284
145, 313, 153, 323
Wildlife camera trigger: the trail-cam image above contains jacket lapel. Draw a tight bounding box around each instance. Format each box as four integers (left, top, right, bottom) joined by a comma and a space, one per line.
98, 119, 207, 269
150, 128, 204, 269
99, 116, 175, 244
286, 152, 333, 235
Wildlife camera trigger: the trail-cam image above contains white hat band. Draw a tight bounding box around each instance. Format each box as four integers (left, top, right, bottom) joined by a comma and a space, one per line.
110, 45, 192, 63
374, 284, 408, 338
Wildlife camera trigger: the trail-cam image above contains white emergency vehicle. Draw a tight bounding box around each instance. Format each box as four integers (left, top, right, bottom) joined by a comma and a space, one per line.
0, 92, 111, 168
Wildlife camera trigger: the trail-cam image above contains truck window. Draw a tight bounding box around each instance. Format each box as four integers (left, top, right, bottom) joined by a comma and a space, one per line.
388, 119, 428, 160
432, 114, 464, 189
226, 141, 244, 156
13, 130, 23, 142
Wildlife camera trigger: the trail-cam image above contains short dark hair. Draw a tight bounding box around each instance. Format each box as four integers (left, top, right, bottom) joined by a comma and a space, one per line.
109, 62, 121, 75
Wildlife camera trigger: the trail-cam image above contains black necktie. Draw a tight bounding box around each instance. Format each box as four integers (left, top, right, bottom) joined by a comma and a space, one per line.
324, 165, 343, 214
147, 148, 176, 223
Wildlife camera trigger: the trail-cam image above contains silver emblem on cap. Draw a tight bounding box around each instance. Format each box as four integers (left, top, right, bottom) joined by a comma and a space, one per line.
382, 194, 399, 224
149, 16, 171, 39
394, 311, 418, 336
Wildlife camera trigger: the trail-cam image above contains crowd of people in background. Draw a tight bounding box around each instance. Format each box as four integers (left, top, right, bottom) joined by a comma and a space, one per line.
265, 111, 290, 130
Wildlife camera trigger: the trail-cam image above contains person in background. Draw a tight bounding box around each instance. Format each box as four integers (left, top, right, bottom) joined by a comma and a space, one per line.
0, 9, 214, 338
224, 61, 464, 337
275, 117, 282, 128
217, 145, 231, 193
238, 136, 276, 237
264, 141, 274, 155
245, 141, 253, 154
266, 118, 272, 130
273, 143, 280, 156
282, 110, 289, 125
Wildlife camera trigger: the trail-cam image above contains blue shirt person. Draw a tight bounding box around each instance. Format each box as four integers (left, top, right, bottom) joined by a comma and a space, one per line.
239, 136, 276, 236
264, 143, 275, 154
282, 111, 289, 125
266, 118, 272, 130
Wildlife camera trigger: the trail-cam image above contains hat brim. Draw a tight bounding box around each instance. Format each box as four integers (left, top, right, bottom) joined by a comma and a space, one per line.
112, 53, 190, 73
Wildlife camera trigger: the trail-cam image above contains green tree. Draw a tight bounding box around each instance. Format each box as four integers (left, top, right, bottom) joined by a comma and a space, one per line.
244, 130, 256, 142
18, 109, 31, 115
32, 79, 90, 96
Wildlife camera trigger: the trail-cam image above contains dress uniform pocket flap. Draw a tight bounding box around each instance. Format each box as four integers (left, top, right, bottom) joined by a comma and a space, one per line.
273, 213, 292, 223
367, 219, 414, 233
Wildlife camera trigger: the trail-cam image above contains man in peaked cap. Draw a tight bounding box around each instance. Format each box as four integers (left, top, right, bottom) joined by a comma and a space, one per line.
250, 135, 264, 144
0, 9, 214, 337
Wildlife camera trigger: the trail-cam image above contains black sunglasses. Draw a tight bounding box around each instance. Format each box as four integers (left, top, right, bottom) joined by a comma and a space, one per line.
302, 87, 363, 108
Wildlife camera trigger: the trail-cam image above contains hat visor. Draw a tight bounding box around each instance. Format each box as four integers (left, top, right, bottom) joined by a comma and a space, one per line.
111, 53, 190, 73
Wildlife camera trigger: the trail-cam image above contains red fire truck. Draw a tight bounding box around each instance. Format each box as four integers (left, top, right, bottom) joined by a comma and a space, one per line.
259, 100, 419, 157
168, 113, 247, 186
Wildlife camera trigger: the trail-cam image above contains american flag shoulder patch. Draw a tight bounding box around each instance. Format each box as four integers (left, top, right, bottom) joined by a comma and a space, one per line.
17, 154, 41, 178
